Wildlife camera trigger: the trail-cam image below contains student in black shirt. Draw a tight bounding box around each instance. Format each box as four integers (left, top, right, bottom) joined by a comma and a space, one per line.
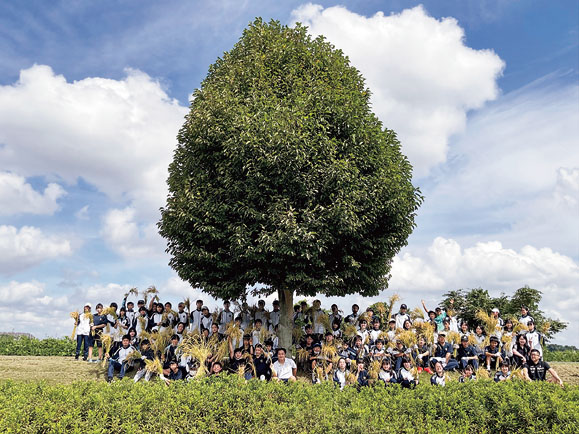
253, 344, 272, 381
523, 349, 563, 386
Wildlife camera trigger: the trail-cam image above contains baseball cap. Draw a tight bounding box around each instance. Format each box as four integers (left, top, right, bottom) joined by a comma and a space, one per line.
491, 308, 499, 313
84, 302, 92, 308
400, 304, 407, 309
461, 335, 469, 342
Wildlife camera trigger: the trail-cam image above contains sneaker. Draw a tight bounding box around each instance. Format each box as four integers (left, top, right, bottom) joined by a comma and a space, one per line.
82, 357, 87, 361
417, 367, 423, 374
107, 377, 112, 383
74, 355, 79, 360
424, 367, 433, 374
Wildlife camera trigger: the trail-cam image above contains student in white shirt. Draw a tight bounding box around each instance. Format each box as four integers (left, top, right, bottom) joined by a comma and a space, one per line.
272, 348, 297, 382
333, 357, 348, 390
190, 300, 204, 332
217, 300, 234, 334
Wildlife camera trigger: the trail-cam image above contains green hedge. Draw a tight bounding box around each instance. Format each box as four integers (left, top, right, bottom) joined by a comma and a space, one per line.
0, 335, 75, 356
544, 350, 579, 363
0, 378, 577, 433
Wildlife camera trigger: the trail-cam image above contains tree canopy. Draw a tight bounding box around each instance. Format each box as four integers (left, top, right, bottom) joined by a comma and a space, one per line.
158, 19, 422, 347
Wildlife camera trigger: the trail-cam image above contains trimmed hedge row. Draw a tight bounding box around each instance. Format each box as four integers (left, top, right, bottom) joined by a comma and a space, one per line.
0, 336, 75, 356
0, 377, 577, 433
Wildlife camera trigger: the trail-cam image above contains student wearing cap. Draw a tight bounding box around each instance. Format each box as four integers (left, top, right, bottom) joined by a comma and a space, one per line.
272, 348, 297, 382
421, 300, 447, 332
75, 303, 93, 361
395, 304, 410, 330
523, 349, 563, 386
456, 335, 479, 371
432, 332, 459, 371
484, 336, 505, 371
491, 308, 504, 329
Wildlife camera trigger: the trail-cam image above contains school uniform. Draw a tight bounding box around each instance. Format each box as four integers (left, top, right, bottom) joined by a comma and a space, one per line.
107, 344, 135, 380
135, 315, 148, 336
254, 309, 269, 326
430, 373, 446, 386
524, 359, 551, 381
75, 313, 93, 360
432, 342, 459, 371
218, 309, 234, 334
525, 330, 543, 357
357, 369, 369, 387
177, 311, 188, 326
344, 312, 360, 325
512, 344, 530, 368
397, 367, 417, 388
269, 309, 281, 332
394, 312, 410, 330
329, 313, 342, 327
253, 354, 272, 380
333, 369, 347, 390
378, 369, 397, 384
519, 314, 534, 327
369, 329, 382, 345
200, 315, 213, 332
494, 371, 511, 382
190, 309, 203, 332
457, 344, 479, 370
133, 347, 155, 382
458, 373, 476, 382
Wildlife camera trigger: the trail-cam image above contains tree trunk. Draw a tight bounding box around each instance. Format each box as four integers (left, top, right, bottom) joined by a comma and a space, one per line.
278, 288, 294, 357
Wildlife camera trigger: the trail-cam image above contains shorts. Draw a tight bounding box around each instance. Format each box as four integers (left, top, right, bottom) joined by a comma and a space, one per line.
93, 330, 103, 348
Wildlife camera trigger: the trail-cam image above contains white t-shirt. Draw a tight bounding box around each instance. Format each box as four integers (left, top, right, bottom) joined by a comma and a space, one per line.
273, 358, 297, 380
76, 313, 92, 336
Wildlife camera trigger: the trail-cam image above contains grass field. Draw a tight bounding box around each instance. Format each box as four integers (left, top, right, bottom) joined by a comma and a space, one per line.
0, 355, 578, 385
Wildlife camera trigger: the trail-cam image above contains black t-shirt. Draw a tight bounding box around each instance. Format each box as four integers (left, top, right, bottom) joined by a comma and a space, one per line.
253, 355, 272, 378
525, 360, 550, 381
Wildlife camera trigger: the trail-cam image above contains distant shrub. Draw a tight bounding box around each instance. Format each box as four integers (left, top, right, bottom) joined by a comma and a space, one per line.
0, 335, 75, 356
544, 350, 579, 363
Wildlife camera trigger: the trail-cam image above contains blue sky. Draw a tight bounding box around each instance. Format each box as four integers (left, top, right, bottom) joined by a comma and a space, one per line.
0, 1, 577, 345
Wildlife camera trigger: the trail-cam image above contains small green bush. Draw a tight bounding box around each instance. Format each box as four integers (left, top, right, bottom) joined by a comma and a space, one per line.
0, 377, 577, 433
544, 350, 579, 362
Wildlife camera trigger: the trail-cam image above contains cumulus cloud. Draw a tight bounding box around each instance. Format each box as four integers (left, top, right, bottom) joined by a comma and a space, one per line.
0, 64, 188, 256
291, 4, 505, 176
388, 237, 579, 345
0, 171, 66, 215
0, 225, 72, 274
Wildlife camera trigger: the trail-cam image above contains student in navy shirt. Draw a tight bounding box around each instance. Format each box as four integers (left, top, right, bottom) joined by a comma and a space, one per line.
432, 333, 459, 371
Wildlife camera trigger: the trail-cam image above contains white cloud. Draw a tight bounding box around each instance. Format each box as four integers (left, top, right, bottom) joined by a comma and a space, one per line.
291, 4, 504, 176
388, 237, 579, 345
101, 206, 166, 258
0, 64, 188, 256
0, 225, 72, 274
74, 205, 90, 220
0, 171, 66, 215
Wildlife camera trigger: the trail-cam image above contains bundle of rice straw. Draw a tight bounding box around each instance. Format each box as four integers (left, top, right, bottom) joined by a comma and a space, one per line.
101, 306, 118, 320
476, 367, 490, 379
395, 330, 417, 348
446, 331, 461, 357
410, 307, 424, 321
124, 287, 139, 299
125, 350, 143, 364
179, 334, 213, 378
143, 285, 158, 304
101, 334, 113, 367
319, 313, 331, 331
292, 326, 304, 342
386, 294, 401, 322
225, 322, 243, 342
70, 311, 79, 340
183, 297, 191, 313
368, 360, 381, 380
512, 319, 528, 335
144, 357, 163, 376
343, 324, 358, 339
476, 310, 500, 336
413, 321, 434, 344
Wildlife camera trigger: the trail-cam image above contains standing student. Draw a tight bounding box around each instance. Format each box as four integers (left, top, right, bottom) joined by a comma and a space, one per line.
150, 303, 164, 332
125, 301, 137, 328
177, 302, 188, 326
190, 300, 204, 332
394, 304, 410, 330
519, 306, 534, 327
90, 303, 108, 363
272, 348, 297, 382
75, 303, 93, 361
344, 304, 360, 325
357, 319, 369, 345
525, 321, 543, 357
135, 307, 149, 336
268, 300, 281, 333
523, 349, 563, 386
217, 300, 234, 335
254, 300, 268, 326
200, 306, 213, 332
329, 304, 342, 328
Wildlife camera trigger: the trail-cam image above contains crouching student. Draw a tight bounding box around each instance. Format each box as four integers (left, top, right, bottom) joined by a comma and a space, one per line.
494, 361, 512, 382
106, 334, 135, 382
397, 357, 418, 389
523, 349, 563, 386
458, 364, 477, 383
133, 339, 156, 382
430, 361, 446, 386
432, 332, 459, 371
272, 348, 297, 382
484, 336, 505, 371
378, 358, 397, 385
457, 335, 479, 371
333, 357, 348, 390
160, 360, 183, 385
414, 336, 431, 374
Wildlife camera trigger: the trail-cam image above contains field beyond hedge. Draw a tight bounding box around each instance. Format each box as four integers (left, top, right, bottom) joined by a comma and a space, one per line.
0, 376, 578, 434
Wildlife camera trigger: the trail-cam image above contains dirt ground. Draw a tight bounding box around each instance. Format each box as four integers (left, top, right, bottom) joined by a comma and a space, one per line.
0, 356, 577, 385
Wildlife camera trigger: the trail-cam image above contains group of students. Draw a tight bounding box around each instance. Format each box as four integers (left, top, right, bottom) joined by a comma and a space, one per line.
71, 295, 564, 387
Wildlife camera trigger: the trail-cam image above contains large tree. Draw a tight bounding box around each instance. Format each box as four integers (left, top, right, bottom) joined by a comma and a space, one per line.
159, 19, 422, 351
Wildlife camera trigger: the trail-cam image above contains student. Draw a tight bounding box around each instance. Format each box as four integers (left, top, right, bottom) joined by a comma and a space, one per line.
200, 306, 213, 332
395, 304, 410, 330
512, 333, 531, 368
344, 304, 360, 325
494, 361, 512, 382
150, 303, 165, 332
473, 325, 486, 363
323, 331, 335, 347
368, 319, 381, 346
162, 360, 183, 385
252, 319, 264, 347
106, 335, 135, 382
174, 322, 186, 341
125, 301, 137, 327
117, 307, 131, 337
210, 323, 223, 340
430, 360, 446, 386
90, 303, 108, 363
357, 319, 369, 345
421, 300, 446, 332
272, 348, 297, 382
240, 334, 254, 356
432, 332, 459, 371
239, 302, 252, 330
356, 359, 369, 387
210, 361, 223, 376
311, 300, 326, 339
133, 339, 155, 383
386, 319, 397, 342
378, 358, 397, 385
502, 319, 515, 361
352, 335, 369, 362
333, 357, 348, 390
254, 300, 268, 325
491, 308, 504, 329
162, 335, 181, 372
519, 306, 534, 327
457, 335, 479, 371
310, 342, 332, 383
338, 339, 357, 367
459, 364, 477, 382
75, 303, 93, 361
370, 339, 387, 361
229, 348, 252, 380
329, 304, 342, 328
331, 319, 343, 339
190, 300, 204, 332
176, 302, 188, 326
253, 344, 272, 381
397, 357, 418, 388
414, 336, 432, 374
268, 300, 281, 333
459, 321, 471, 339
217, 300, 234, 335
390, 340, 411, 371
484, 336, 505, 371
523, 349, 563, 386
525, 321, 543, 357
127, 327, 139, 348
135, 307, 149, 336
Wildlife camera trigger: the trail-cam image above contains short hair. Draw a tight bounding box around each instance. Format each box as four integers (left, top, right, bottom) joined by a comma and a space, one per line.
96, 303, 103, 309
127, 301, 134, 306
171, 334, 179, 341
530, 348, 540, 355
276, 347, 287, 355
352, 304, 359, 309
110, 302, 118, 309
196, 300, 203, 304
122, 334, 130, 341
254, 318, 262, 324
141, 339, 150, 345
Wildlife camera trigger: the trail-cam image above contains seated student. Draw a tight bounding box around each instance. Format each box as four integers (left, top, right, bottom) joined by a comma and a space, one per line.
210, 361, 223, 376
390, 340, 411, 371
229, 347, 251, 380
323, 331, 335, 347
378, 358, 397, 385
310, 342, 332, 383
127, 327, 139, 348
106, 334, 135, 382
253, 344, 272, 381
338, 339, 357, 367
133, 339, 155, 383
356, 359, 369, 387
459, 320, 471, 339
352, 335, 369, 362
484, 336, 505, 371
370, 339, 387, 360
512, 333, 531, 368
210, 323, 224, 341
457, 335, 479, 371
458, 364, 477, 383
431, 332, 459, 371
240, 334, 253, 356
333, 357, 348, 390
263, 339, 277, 363
523, 349, 563, 386
414, 336, 432, 374
494, 361, 512, 382
161, 360, 183, 385
272, 348, 297, 382
430, 360, 446, 386
397, 357, 418, 389
162, 335, 180, 374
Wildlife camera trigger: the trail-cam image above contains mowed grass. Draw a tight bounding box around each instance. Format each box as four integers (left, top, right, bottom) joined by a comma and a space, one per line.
0, 355, 578, 385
